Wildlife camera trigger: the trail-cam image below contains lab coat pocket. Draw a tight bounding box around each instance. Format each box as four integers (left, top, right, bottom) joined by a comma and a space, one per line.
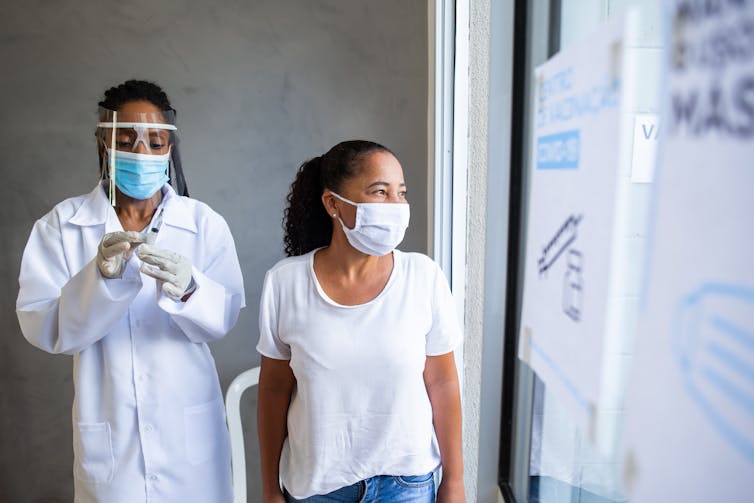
184, 398, 224, 465
73, 422, 115, 485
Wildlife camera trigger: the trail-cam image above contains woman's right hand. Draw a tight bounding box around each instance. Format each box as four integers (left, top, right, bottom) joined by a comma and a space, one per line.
97, 231, 143, 278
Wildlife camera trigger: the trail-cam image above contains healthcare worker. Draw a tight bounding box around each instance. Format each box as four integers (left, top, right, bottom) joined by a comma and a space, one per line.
257, 141, 465, 502
16, 80, 244, 503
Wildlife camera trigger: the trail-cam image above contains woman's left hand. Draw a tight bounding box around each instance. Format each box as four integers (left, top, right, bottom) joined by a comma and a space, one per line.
436, 478, 466, 503
137, 244, 195, 300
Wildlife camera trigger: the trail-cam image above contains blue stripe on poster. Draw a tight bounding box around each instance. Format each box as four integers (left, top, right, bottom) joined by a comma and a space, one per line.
536, 130, 580, 170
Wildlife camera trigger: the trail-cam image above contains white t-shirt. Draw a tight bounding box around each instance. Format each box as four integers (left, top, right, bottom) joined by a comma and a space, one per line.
256, 248, 461, 499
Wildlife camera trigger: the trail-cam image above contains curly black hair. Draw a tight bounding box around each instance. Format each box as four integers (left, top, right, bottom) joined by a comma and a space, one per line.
97, 79, 189, 197
283, 140, 394, 256
98, 79, 173, 112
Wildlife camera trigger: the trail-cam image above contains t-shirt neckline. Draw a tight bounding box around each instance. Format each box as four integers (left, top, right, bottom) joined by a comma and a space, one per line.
308, 248, 401, 309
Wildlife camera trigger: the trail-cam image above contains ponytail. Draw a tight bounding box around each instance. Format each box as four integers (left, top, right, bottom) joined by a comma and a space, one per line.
283, 156, 332, 256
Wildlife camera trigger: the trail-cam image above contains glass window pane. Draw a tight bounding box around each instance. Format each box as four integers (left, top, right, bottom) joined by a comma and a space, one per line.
530, 376, 627, 502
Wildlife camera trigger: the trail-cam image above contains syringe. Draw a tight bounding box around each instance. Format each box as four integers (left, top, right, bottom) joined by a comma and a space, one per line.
143, 208, 164, 245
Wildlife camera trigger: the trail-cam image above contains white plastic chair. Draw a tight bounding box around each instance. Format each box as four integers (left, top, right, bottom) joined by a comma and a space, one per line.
225, 366, 261, 503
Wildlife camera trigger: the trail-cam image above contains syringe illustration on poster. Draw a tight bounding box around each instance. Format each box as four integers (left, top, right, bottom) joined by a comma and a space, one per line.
537, 214, 584, 322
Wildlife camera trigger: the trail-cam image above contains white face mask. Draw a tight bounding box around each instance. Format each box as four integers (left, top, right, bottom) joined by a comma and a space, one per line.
331, 191, 410, 256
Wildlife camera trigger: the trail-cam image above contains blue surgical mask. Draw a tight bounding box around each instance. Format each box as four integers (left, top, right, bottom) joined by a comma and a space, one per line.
107, 148, 169, 200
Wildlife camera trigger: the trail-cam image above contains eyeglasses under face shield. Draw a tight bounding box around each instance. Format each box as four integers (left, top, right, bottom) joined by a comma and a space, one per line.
96, 107, 177, 155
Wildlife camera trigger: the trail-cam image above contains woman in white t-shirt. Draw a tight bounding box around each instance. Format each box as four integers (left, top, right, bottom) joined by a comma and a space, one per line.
257, 140, 465, 503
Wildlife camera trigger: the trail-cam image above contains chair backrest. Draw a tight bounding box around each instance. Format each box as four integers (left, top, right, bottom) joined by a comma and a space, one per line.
225, 366, 261, 503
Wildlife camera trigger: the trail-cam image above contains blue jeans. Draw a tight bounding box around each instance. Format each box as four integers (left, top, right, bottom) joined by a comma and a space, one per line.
284, 473, 436, 502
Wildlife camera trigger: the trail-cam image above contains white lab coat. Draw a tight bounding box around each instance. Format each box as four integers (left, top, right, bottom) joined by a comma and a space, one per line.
16, 184, 245, 503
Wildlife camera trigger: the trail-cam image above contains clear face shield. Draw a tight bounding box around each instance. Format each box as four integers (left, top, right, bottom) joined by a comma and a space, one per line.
96, 107, 178, 205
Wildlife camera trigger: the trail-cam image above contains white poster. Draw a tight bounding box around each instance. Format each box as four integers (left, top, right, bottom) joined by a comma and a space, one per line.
623, 1, 754, 501
518, 18, 627, 435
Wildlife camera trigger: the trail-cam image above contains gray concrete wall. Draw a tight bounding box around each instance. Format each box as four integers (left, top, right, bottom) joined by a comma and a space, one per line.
0, 1, 428, 501
463, 1, 491, 501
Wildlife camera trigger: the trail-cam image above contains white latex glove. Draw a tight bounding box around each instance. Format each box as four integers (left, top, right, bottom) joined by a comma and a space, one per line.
137, 244, 195, 299
97, 231, 144, 279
